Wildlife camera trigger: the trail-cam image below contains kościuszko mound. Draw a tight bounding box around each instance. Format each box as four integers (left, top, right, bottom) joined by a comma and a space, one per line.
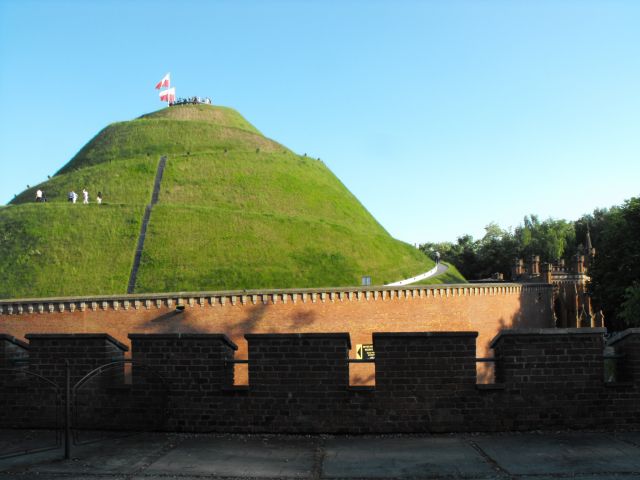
1, 105, 435, 298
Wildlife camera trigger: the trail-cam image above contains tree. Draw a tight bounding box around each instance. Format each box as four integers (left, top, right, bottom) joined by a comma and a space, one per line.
515, 215, 575, 263
418, 197, 639, 328
473, 223, 517, 279
589, 197, 640, 330
620, 282, 640, 327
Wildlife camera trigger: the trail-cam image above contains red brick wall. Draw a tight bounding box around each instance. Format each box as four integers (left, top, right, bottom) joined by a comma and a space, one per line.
0, 284, 553, 383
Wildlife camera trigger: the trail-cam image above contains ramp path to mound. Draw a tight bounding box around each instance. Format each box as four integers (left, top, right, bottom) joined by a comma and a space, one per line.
385, 262, 449, 286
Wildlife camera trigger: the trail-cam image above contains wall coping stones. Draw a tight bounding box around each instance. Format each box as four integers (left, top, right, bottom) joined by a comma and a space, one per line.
0, 282, 553, 316
373, 332, 478, 338
128, 333, 238, 350
490, 327, 607, 348
607, 328, 640, 346
24, 333, 129, 352
0, 334, 29, 350
245, 333, 351, 348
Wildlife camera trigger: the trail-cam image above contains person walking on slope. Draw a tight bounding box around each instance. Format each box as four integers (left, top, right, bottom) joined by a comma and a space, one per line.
82, 189, 89, 204
35, 189, 43, 202
96, 192, 103, 205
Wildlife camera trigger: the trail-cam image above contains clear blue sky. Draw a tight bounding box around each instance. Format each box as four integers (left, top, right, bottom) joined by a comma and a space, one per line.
1, 0, 638, 243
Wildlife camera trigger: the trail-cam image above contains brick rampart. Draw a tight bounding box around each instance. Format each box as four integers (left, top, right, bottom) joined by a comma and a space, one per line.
1, 329, 638, 433
26, 333, 128, 386
0, 283, 553, 384
0, 334, 29, 369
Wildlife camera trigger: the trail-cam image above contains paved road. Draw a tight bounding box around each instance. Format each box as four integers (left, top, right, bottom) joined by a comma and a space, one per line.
386, 262, 449, 287
2, 430, 640, 479
434, 262, 449, 276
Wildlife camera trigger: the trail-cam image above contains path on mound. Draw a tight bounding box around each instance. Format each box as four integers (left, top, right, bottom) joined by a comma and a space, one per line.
127, 155, 167, 294
385, 262, 449, 286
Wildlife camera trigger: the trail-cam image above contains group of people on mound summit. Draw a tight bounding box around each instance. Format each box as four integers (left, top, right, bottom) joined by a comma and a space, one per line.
34, 188, 103, 204
169, 96, 212, 106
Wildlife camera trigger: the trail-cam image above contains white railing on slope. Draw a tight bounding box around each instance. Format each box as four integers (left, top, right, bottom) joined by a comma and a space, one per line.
385, 264, 442, 287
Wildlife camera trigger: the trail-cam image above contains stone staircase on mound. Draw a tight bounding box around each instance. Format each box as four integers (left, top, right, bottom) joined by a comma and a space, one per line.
127, 155, 167, 294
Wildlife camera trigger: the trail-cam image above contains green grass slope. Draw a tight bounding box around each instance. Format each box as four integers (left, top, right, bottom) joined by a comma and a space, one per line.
136, 205, 428, 292
0, 204, 143, 298
12, 156, 158, 206
0, 104, 458, 299
158, 151, 384, 233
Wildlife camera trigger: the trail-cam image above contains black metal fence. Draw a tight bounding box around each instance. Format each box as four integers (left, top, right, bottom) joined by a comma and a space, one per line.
0, 360, 167, 460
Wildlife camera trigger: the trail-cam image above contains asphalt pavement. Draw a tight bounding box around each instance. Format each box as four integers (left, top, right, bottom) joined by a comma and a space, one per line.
1, 429, 640, 479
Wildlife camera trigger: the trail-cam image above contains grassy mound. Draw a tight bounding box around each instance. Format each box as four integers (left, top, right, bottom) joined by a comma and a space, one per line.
136, 205, 429, 292
1, 104, 458, 299
0, 203, 142, 298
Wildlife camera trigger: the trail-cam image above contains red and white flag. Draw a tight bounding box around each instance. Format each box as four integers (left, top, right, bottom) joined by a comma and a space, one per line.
155, 73, 170, 89
159, 87, 176, 103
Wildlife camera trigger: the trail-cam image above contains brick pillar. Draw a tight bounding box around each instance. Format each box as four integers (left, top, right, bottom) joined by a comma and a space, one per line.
511, 258, 523, 279
608, 328, 640, 383
129, 333, 237, 391
572, 254, 585, 274
373, 332, 478, 432
541, 262, 552, 284
26, 333, 128, 387
129, 333, 238, 431
490, 328, 606, 429
0, 336, 33, 429
0, 334, 29, 369
245, 333, 350, 431
528, 255, 540, 276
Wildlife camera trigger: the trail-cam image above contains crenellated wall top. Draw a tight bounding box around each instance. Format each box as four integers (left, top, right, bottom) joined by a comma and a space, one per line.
489, 327, 607, 348
0, 333, 30, 349
0, 282, 552, 316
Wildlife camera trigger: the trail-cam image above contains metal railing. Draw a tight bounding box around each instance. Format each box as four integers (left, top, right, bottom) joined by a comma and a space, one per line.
0, 367, 62, 459
1, 359, 167, 460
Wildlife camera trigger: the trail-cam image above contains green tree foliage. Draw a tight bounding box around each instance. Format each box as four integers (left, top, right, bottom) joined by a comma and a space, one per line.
588, 197, 640, 329
420, 196, 639, 330
421, 217, 575, 281
620, 282, 640, 328
515, 215, 576, 263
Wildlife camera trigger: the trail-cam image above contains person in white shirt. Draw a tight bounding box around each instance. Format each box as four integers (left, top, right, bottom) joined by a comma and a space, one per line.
35, 189, 43, 202
82, 189, 89, 204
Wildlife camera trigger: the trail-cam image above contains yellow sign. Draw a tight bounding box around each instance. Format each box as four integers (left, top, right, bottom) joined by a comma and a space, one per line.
356, 344, 375, 360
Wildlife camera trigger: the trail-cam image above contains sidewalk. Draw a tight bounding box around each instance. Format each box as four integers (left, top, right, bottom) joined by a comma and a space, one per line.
1, 430, 640, 479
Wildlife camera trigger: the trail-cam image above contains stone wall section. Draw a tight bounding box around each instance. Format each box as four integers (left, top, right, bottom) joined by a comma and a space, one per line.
0, 329, 639, 433
25, 333, 128, 387
490, 328, 607, 430
0, 283, 554, 385
0, 334, 29, 369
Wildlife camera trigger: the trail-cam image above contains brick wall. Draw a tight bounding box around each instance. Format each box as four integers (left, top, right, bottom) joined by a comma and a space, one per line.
1, 329, 639, 433
25, 333, 128, 386
0, 334, 29, 369
244, 333, 351, 431
129, 333, 237, 430
607, 328, 640, 426
609, 328, 640, 382
0, 284, 553, 384
489, 328, 608, 430
373, 332, 478, 432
